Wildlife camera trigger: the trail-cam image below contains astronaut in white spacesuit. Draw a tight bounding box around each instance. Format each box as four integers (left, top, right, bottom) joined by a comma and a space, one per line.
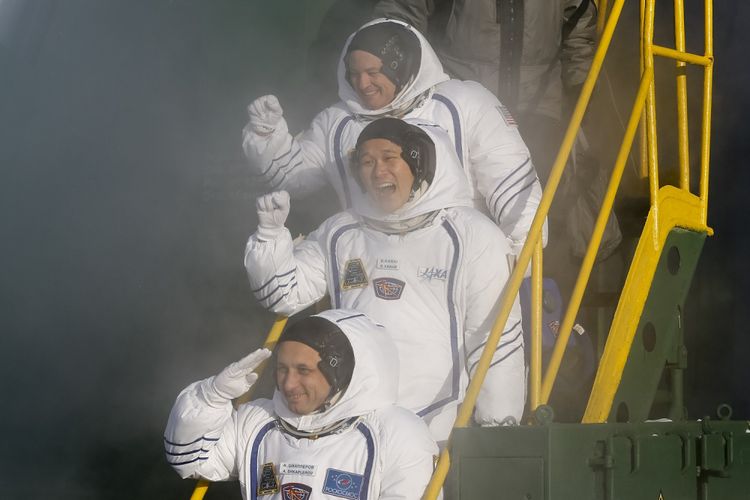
244, 118, 526, 443
165, 309, 437, 500
243, 18, 545, 255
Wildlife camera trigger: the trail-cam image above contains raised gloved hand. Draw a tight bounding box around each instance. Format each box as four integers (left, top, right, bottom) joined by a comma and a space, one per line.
247, 95, 284, 136
202, 348, 272, 406
256, 190, 291, 240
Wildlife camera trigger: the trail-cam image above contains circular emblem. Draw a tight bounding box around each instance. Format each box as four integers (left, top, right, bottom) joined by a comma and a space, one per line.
336, 474, 353, 489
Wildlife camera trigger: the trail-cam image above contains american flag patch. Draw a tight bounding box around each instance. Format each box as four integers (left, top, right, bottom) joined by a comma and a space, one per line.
497, 104, 517, 127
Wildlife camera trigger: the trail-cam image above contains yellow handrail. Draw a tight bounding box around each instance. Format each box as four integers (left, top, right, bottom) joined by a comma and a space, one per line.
189, 315, 289, 500
528, 239, 543, 411
674, 0, 690, 191
644, 0, 660, 249
422, 0, 714, 495
700, 0, 714, 224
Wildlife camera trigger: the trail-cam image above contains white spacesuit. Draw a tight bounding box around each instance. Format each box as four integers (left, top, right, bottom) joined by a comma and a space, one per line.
164, 309, 437, 500
244, 122, 525, 442
243, 18, 544, 255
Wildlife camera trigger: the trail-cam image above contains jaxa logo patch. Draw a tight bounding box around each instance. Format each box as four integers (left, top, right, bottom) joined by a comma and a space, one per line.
417, 266, 448, 281
342, 259, 368, 290
373, 277, 405, 300
281, 482, 312, 500
257, 462, 280, 495
322, 468, 365, 499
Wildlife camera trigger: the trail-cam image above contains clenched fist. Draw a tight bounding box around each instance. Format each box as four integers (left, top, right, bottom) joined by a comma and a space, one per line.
256, 191, 291, 240
247, 95, 284, 136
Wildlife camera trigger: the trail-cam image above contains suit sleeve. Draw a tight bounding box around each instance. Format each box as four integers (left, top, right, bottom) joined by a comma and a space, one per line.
463, 82, 547, 254
242, 107, 331, 198
372, 0, 433, 35
377, 407, 439, 500
244, 224, 329, 316
461, 217, 526, 426
163, 379, 240, 481
561, 0, 597, 91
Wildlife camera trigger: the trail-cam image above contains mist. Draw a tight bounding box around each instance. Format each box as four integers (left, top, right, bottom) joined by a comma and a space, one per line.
0, 1, 749, 499
0, 1, 340, 498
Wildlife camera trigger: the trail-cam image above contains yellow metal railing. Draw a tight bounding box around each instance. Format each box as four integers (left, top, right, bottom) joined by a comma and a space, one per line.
189, 315, 288, 500
582, 0, 714, 422
423, 0, 713, 496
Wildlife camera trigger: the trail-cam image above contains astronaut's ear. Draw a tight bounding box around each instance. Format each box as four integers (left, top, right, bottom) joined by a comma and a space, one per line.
403, 130, 435, 190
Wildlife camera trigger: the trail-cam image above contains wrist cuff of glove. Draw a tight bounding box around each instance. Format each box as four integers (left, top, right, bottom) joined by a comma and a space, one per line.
256, 224, 286, 241
198, 377, 233, 409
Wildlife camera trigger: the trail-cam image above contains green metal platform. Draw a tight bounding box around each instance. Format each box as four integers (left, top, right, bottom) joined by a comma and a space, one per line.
449, 419, 750, 499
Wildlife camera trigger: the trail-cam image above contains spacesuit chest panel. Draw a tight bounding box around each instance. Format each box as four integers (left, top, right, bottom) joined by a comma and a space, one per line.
246, 422, 377, 500
327, 219, 464, 415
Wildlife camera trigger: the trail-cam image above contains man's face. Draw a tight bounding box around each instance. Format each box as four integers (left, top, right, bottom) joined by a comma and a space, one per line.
346, 50, 397, 110
357, 138, 415, 213
276, 341, 332, 415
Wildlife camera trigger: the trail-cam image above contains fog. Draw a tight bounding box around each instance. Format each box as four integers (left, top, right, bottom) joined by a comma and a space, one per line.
0, 1, 748, 498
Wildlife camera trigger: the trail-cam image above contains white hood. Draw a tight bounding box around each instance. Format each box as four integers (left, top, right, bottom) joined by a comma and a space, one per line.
338, 18, 449, 118
272, 309, 399, 432
352, 120, 473, 223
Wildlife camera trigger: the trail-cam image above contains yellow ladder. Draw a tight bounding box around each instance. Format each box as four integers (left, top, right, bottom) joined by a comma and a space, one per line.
422, 0, 715, 496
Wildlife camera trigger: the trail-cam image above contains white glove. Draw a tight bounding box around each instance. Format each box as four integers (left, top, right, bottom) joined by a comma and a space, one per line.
256, 191, 291, 240
202, 348, 272, 406
247, 95, 284, 135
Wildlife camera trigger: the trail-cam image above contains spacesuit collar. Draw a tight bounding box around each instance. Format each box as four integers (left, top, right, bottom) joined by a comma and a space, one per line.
276, 415, 360, 440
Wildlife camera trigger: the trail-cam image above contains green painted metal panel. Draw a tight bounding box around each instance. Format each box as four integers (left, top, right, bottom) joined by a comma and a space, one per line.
450, 421, 750, 499
609, 229, 706, 423
458, 457, 544, 499
698, 421, 750, 499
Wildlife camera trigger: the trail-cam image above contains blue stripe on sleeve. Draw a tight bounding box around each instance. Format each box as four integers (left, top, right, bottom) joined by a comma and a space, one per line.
166, 456, 208, 466
491, 166, 535, 217
335, 313, 366, 323
251, 268, 296, 293
260, 145, 298, 177
465, 319, 522, 362
163, 435, 220, 447
265, 282, 298, 310
496, 178, 538, 220
488, 158, 531, 201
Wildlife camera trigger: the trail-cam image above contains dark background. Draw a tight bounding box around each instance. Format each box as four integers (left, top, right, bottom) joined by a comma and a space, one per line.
0, 1, 747, 498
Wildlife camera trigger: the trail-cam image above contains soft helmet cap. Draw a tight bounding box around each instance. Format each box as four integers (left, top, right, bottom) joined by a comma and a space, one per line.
277, 316, 355, 404
345, 21, 421, 94
353, 117, 436, 192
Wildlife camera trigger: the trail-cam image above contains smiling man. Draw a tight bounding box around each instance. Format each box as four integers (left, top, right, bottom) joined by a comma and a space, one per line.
164, 309, 437, 499
243, 19, 544, 256
245, 119, 526, 444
